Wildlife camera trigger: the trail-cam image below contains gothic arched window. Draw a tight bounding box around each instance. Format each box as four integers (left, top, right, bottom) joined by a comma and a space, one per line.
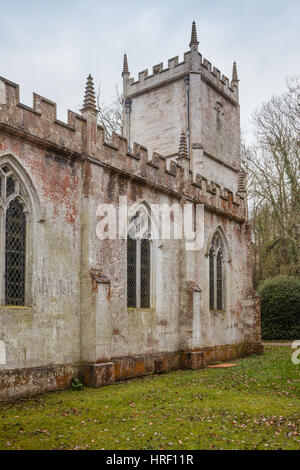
208, 230, 226, 311
0, 164, 28, 306
5, 199, 26, 305
127, 206, 152, 309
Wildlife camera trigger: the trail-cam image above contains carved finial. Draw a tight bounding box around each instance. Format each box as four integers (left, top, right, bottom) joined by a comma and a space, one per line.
122, 53, 129, 76
190, 21, 199, 48
179, 131, 188, 158
232, 61, 239, 82
238, 169, 246, 193
81, 74, 97, 113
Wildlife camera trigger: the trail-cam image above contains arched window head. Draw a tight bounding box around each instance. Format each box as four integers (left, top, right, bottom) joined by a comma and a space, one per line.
127, 205, 153, 309
0, 162, 28, 306
208, 228, 226, 311
128, 207, 151, 241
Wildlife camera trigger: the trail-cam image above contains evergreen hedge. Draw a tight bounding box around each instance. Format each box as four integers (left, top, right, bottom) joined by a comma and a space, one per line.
258, 275, 300, 340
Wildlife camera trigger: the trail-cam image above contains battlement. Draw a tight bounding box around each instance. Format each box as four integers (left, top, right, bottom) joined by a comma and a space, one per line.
126, 51, 189, 91
0, 76, 86, 155
0, 75, 245, 221
200, 56, 238, 101
124, 50, 239, 103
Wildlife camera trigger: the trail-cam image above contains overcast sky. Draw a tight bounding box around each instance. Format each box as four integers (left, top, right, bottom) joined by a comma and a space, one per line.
0, 0, 299, 142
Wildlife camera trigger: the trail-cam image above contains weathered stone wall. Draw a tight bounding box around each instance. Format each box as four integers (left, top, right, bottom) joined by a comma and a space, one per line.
129, 80, 187, 157
200, 78, 240, 170
0, 32, 262, 400
83, 166, 183, 361
81, 164, 259, 363
0, 136, 82, 374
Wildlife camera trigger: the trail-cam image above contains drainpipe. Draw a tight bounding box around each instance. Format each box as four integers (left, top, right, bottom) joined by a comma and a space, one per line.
125, 98, 132, 152
184, 75, 190, 170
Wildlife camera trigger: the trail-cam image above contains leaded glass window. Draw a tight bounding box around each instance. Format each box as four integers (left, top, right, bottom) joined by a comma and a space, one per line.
216, 251, 223, 310
209, 248, 215, 310
5, 200, 26, 305
127, 208, 152, 309
208, 229, 226, 311
0, 164, 27, 306
6, 177, 15, 198
140, 239, 150, 308
127, 237, 137, 308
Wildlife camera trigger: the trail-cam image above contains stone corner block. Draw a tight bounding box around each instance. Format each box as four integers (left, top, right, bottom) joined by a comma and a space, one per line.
80, 362, 115, 387
181, 351, 205, 370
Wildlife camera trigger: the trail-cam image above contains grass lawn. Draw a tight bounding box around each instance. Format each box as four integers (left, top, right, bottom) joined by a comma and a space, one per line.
0, 346, 299, 450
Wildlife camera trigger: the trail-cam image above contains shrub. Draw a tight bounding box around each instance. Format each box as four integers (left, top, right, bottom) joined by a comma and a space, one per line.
258, 275, 300, 340
71, 377, 83, 391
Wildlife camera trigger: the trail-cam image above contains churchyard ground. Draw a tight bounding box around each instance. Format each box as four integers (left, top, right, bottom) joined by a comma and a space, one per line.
0, 346, 299, 450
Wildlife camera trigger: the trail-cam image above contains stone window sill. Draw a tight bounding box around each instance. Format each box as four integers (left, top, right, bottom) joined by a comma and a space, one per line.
0, 305, 32, 312
127, 308, 155, 313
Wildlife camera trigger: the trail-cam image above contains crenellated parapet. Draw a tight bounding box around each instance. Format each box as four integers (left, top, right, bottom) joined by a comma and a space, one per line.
200, 57, 239, 104
124, 52, 238, 104
0, 75, 246, 222
97, 130, 246, 220
124, 52, 190, 95
123, 21, 239, 105
0, 75, 87, 155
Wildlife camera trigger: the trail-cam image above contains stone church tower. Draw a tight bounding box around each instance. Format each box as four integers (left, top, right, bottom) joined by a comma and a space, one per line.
123, 22, 240, 192
0, 22, 262, 401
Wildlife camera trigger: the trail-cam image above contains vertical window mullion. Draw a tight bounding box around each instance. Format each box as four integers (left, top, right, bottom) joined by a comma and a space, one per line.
136, 239, 141, 308
214, 252, 217, 310
216, 251, 223, 310
0, 209, 6, 304
209, 248, 214, 310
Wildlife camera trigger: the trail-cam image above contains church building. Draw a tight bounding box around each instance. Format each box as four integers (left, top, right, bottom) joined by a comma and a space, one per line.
0, 22, 262, 400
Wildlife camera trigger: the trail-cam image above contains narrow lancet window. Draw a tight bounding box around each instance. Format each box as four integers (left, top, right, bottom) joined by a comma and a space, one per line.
208, 229, 226, 311
127, 207, 152, 309
127, 236, 137, 308
209, 248, 215, 310
0, 162, 29, 307
216, 251, 223, 310
140, 239, 150, 308
5, 199, 26, 306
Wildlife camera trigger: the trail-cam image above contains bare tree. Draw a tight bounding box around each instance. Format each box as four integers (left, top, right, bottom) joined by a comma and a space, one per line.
96, 85, 124, 141
243, 77, 300, 286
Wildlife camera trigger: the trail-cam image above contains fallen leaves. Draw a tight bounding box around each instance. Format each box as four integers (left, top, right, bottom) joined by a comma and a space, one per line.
0, 347, 299, 450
